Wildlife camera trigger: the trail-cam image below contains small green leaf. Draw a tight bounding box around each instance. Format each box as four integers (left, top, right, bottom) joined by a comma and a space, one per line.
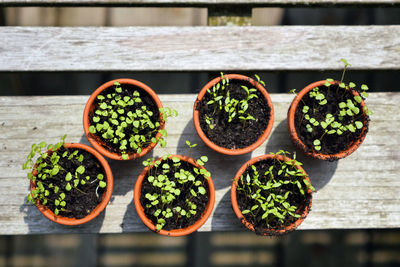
190, 189, 197, 197
362, 92, 369, 98
200, 156, 208, 163
132, 121, 140, 128
65, 183, 72, 191
99, 181, 107, 188
65, 172, 72, 181
355, 121, 363, 129
76, 166, 85, 175
198, 187, 206, 195
319, 99, 327, 105
354, 95, 362, 103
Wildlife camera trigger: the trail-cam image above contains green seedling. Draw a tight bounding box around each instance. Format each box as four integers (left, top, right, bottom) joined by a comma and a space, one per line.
141, 141, 211, 231
205, 72, 263, 130
294, 59, 372, 152
90, 82, 178, 160
237, 150, 314, 228
23, 136, 107, 216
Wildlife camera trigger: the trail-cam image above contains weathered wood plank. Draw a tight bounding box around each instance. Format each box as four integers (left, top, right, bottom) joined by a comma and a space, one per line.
0, 26, 399, 71
1, 0, 399, 7
0, 92, 398, 234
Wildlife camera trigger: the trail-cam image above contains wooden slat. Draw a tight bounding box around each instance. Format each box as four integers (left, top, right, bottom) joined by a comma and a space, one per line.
1, 0, 399, 7
0, 26, 399, 72
0, 92, 399, 234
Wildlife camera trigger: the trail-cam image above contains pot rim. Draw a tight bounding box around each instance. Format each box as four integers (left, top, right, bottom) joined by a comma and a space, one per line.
83, 78, 164, 160
287, 80, 369, 161
134, 154, 215, 236
30, 142, 114, 226
193, 74, 274, 156
231, 154, 312, 235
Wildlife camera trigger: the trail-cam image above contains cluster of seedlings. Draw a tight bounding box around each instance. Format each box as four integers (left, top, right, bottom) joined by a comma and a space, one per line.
236, 150, 314, 234
140, 141, 211, 231
89, 82, 177, 159
204, 73, 263, 129
293, 59, 372, 153
197, 73, 271, 150
23, 136, 106, 218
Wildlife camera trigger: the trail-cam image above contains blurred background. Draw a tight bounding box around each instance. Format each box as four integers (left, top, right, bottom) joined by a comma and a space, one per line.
0, 6, 399, 267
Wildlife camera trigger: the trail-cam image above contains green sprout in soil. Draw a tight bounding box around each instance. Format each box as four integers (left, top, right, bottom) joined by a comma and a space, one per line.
89, 82, 178, 159
205, 72, 263, 130
23, 136, 106, 216
237, 150, 314, 228
293, 59, 373, 152
141, 141, 211, 231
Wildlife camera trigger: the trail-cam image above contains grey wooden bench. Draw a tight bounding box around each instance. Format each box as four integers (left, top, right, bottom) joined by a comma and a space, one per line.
0, 0, 399, 234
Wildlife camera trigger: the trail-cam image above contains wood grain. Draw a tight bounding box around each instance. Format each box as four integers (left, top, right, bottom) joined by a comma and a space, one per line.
0, 92, 399, 234
0, 26, 399, 71
1, 0, 399, 7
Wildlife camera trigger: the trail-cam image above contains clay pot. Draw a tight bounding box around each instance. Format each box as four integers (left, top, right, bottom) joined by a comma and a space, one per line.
231, 154, 312, 235
287, 80, 369, 160
134, 154, 215, 236
30, 143, 113, 225
83, 78, 164, 160
193, 74, 274, 155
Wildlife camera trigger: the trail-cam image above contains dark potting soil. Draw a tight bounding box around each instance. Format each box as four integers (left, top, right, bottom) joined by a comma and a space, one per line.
236, 158, 311, 236
89, 83, 160, 154
197, 79, 271, 149
140, 158, 210, 231
39, 147, 106, 219
294, 84, 369, 155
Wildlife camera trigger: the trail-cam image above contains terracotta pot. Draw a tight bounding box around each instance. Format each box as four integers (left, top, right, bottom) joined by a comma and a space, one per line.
193, 74, 274, 156
134, 154, 215, 236
83, 78, 164, 160
30, 143, 113, 226
231, 154, 312, 235
287, 80, 369, 161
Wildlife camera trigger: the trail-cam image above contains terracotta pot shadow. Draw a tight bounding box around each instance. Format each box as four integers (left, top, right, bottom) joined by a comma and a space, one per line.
177, 119, 252, 191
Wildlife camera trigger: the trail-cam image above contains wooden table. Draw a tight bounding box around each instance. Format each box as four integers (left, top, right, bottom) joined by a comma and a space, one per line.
0, 0, 399, 234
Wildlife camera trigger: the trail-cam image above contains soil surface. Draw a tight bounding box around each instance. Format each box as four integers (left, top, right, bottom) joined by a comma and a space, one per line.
39, 147, 106, 219
197, 79, 271, 149
89, 83, 160, 154
140, 158, 209, 231
236, 158, 311, 235
294, 84, 369, 155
